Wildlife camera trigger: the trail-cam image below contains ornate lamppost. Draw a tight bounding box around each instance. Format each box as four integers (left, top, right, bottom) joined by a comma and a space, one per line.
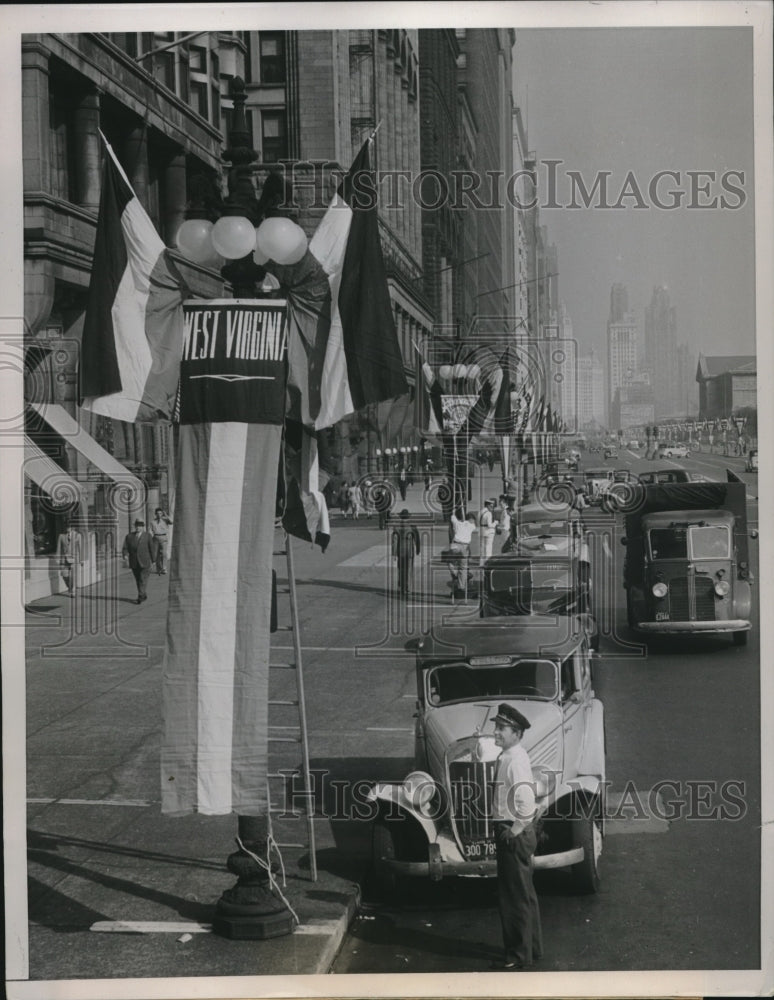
175, 77, 309, 941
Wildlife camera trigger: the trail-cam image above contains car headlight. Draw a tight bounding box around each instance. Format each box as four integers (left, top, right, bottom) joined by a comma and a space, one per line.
714, 580, 731, 597
652, 581, 668, 598
402, 771, 437, 816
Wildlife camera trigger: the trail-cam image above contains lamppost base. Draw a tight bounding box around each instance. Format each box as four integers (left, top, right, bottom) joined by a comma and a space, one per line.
213, 894, 295, 940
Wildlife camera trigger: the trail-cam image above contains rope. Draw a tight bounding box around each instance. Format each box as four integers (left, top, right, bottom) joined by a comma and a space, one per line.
234, 780, 300, 928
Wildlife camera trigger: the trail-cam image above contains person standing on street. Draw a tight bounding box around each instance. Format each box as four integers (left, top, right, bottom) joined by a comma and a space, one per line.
150, 508, 173, 574
391, 509, 421, 598
479, 498, 497, 563
398, 466, 408, 501
447, 510, 477, 597
56, 521, 83, 598
490, 703, 542, 970
122, 519, 155, 604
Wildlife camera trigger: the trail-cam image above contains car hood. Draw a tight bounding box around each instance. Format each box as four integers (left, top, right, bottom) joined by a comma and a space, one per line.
424, 700, 562, 773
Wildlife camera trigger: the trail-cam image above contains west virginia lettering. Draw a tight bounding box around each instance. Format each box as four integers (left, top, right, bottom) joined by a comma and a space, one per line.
182, 308, 288, 362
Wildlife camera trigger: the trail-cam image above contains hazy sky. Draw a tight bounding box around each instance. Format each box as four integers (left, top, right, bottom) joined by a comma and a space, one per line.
511, 27, 756, 363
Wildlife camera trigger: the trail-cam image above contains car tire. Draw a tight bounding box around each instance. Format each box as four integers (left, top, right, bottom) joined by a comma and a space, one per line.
732, 630, 748, 647
371, 817, 406, 903
569, 807, 603, 894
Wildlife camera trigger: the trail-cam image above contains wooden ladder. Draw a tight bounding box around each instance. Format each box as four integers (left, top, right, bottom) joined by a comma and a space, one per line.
268, 531, 317, 881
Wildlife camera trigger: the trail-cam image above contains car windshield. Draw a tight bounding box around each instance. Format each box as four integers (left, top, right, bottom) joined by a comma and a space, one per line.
689, 524, 730, 559
426, 658, 559, 705
486, 564, 575, 614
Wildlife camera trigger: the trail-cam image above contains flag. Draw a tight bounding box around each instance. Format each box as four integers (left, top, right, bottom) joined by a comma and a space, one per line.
80, 135, 186, 422
280, 138, 409, 431
412, 346, 443, 436
281, 420, 331, 552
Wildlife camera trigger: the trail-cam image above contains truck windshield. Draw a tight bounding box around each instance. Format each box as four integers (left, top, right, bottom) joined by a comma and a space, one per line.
689, 524, 730, 559
426, 659, 559, 706
648, 528, 687, 560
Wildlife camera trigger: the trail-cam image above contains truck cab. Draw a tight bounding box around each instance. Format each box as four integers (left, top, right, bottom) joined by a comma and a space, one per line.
622, 481, 754, 645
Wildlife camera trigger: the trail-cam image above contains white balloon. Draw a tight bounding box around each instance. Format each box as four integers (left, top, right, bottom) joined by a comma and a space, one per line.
252, 237, 269, 266
439, 365, 453, 381
176, 219, 214, 264
256, 217, 308, 265
211, 216, 256, 259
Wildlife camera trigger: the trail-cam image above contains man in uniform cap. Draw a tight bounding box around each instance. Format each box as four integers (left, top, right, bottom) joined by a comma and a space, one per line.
479, 498, 497, 563
490, 702, 542, 969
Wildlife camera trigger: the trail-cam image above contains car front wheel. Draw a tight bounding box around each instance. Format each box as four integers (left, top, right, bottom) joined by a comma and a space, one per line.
569, 809, 603, 894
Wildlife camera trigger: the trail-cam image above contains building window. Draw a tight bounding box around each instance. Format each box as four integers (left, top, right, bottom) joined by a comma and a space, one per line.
259, 32, 285, 84
261, 110, 287, 161
191, 78, 209, 119
49, 90, 77, 203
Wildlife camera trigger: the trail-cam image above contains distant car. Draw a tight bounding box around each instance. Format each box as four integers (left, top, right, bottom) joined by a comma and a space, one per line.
628, 440, 640, 449
584, 468, 614, 504
658, 444, 690, 459
603, 447, 618, 460
745, 449, 758, 473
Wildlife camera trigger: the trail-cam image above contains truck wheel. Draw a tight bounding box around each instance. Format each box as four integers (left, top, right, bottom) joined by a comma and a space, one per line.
569, 810, 602, 894
371, 818, 405, 903
732, 630, 748, 647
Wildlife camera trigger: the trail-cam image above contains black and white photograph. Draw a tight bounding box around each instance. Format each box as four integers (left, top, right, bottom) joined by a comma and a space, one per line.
2, 2, 773, 999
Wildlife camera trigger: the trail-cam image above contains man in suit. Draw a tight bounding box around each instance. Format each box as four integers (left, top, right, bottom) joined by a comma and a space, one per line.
122, 518, 155, 604
56, 521, 83, 597
391, 508, 420, 598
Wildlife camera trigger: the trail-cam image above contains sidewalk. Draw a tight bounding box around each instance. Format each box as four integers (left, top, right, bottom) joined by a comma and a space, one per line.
23, 551, 364, 985
21, 473, 507, 987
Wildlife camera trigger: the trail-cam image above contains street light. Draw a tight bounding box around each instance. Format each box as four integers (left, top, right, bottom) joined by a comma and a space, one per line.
173, 75, 299, 940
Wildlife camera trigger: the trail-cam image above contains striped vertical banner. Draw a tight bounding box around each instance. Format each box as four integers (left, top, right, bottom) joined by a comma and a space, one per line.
161, 421, 282, 815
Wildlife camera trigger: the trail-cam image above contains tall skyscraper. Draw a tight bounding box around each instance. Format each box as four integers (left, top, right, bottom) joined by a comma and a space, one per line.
644, 285, 679, 418
577, 349, 605, 428
606, 284, 638, 427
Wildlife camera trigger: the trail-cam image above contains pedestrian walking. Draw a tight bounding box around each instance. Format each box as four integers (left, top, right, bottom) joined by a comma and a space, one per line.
398, 467, 408, 501
391, 509, 420, 598
479, 498, 497, 563
347, 482, 363, 519
150, 507, 173, 574
56, 521, 83, 598
122, 518, 155, 604
338, 481, 349, 515
497, 495, 512, 549
446, 510, 477, 598
424, 456, 433, 490
490, 703, 542, 970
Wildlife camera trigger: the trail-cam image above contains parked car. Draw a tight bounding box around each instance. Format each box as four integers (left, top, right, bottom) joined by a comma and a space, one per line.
637, 469, 691, 485
486, 502, 597, 647
745, 449, 758, 472
583, 468, 614, 504
658, 444, 690, 459
621, 479, 756, 645
600, 470, 640, 513
367, 615, 606, 897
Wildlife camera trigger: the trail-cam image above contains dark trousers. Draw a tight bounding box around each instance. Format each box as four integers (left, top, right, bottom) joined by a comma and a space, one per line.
131, 566, 151, 600
494, 823, 542, 966
399, 481, 407, 500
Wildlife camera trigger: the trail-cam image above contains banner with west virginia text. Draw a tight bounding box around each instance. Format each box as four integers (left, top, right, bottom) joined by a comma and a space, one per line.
162, 300, 287, 816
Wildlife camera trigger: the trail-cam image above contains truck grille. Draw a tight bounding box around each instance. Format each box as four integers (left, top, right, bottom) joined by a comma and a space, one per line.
669, 578, 690, 620
694, 578, 716, 621
668, 576, 717, 621
448, 759, 496, 844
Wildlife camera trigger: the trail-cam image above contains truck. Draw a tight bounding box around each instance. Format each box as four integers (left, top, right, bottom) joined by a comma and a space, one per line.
621, 478, 756, 645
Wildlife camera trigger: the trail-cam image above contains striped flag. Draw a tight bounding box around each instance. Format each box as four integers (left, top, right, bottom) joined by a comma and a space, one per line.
80, 135, 186, 422
279, 138, 409, 431
161, 421, 282, 815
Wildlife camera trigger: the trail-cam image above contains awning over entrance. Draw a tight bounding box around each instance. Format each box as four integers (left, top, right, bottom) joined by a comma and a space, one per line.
28, 402, 144, 503
24, 438, 85, 505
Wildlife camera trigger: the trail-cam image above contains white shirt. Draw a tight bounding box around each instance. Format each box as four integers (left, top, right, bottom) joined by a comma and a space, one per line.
491, 742, 537, 835
480, 508, 496, 537
451, 515, 477, 545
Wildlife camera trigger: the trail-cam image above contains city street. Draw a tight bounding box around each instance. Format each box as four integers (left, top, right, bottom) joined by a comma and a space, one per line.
22, 451, 760, 980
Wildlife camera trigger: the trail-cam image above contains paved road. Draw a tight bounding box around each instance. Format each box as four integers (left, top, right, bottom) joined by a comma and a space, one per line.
332, 454, 762, 973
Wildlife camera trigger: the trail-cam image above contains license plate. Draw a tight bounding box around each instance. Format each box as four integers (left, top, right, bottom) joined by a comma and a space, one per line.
655, 611, 670, 621
464, 840, 496, 859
